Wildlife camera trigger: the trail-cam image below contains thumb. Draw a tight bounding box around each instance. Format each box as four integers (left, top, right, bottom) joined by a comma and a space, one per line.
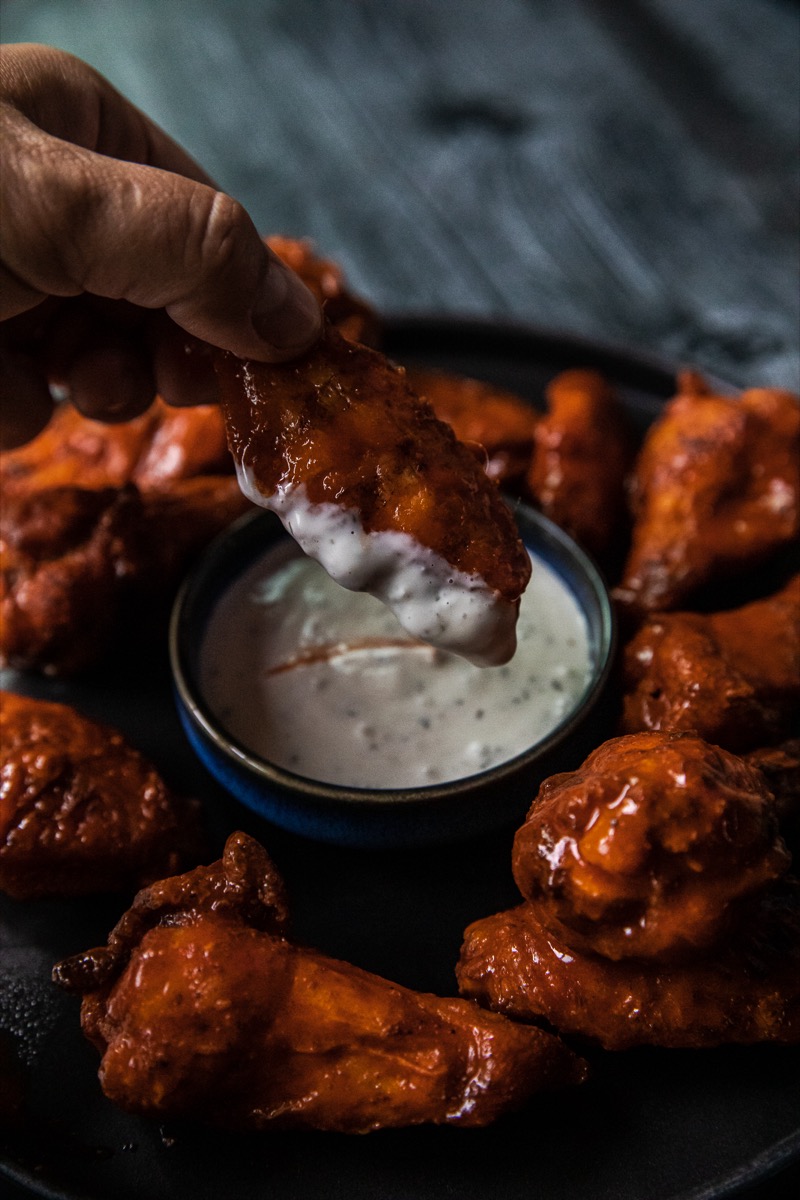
0, 109, 321, 360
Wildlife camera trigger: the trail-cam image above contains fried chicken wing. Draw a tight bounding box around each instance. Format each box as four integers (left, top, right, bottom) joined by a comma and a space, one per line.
621, 574, 800, 751
457, 889, 800, 1051
0, 478, 249, 674
511, 732, 789, 962
615, 372, 800, 615
54, 832, 585, 1132
457, 732, 799, 1049
526, 370, 635, 570
0, 691, 203, 899
405, 368, 538, 489
0, 398, 232, 497
215, 323, 532, 665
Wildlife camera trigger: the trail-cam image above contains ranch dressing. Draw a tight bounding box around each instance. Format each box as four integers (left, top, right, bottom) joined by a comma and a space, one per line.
235, 477, 519, 666
199, 540, 593, 790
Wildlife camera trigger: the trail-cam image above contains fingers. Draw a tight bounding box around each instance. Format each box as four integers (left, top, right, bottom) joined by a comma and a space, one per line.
0, 108, 322, 360
0, 43, 215, 185
0, 44, 323, 443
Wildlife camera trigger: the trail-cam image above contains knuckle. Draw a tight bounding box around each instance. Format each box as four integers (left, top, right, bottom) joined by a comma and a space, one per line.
189, 190, 254, 282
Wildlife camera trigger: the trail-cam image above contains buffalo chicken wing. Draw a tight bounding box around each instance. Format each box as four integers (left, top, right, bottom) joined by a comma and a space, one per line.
54, 832, 585, 1132
457, 732, 799, 1049
0, 691, 203, 899
215, 323, 531, 665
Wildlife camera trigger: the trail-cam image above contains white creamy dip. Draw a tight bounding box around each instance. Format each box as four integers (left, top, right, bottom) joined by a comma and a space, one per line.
199, 540, 593, 790
234, 472, 518, 666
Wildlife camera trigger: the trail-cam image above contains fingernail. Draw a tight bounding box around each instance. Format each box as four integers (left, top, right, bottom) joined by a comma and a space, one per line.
251, 255, 322, 356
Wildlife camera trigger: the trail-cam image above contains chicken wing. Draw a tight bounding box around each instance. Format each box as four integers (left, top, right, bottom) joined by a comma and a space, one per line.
0, 691, 203, 899
0, 398, 231, 497
54, 831, 585, 1132
457, 888, 800, 1051
614, 372, 799, 615
215, 323, 532, 665
457, 732, 799, 1049
0, 478, 249, 674
526, 370, 635, 571
620, 574, 800, 752
405, 368, 538, 490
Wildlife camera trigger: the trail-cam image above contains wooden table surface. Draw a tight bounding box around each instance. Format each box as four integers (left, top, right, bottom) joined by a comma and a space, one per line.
2, 0, 798, 390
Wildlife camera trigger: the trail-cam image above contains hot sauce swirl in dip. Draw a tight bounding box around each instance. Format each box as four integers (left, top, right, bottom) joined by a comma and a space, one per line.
199, 542, 592, 790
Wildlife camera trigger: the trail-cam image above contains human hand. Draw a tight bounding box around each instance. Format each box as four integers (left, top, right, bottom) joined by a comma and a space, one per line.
0, 43, 322, 448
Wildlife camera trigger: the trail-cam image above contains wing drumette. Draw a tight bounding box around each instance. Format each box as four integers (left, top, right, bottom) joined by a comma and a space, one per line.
215, 324, 531, 665
615, 372, 799, 615
54, 832, 585, 1133
0, 691, 203, 899
457, 732, 799, 1050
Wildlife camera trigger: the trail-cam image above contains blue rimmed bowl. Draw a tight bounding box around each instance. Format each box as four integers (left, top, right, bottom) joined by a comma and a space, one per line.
169, 504, 616, 849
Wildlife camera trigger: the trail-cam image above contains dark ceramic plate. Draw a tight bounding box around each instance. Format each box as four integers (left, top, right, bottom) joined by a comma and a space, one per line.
1, 319, 798, 1200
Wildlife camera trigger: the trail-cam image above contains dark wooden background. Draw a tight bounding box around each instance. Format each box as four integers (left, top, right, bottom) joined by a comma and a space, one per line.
2, 0, 798, 390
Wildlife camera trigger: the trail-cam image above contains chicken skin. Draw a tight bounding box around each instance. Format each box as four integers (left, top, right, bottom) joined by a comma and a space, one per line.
0, 395, 249, 674
457, 888, 800, 1051
457, 732, 799, 1049
615, 372, 800, 615
0, 691, 202, 900
406, 368, 538, 490
526, 370, 635, 571
0, 478, 249, 674
215, 322, 531, 665
54, 832, 585, 1133
620, 574, 800, 752
0, 398, 231, 497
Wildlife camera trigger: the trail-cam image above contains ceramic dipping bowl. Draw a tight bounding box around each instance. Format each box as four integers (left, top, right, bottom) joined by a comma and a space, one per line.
169, 504, 616, 849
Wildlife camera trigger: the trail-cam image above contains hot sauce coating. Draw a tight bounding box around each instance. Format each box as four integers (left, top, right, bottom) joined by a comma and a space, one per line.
0, 691, 203, 899
214, 323, 531, 604
406, 367, 539, 489
526, 369, 635, 570
457, 732, 799, 1050
457, 890, 800, 1051
511, 732, 790, 962
615, 372, 800, 614
54, 832, 586, 1133
620, 574, 800, 752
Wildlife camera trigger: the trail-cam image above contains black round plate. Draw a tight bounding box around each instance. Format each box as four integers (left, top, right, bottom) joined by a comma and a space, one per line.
1, 319, 797, 1200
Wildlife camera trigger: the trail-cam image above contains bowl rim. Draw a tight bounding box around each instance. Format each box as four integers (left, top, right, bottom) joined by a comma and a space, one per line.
169, 502, 616, 809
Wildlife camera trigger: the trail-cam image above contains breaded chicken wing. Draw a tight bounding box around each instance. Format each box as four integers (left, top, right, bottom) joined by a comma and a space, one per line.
621, 574, 800, 751
457, 732, 798, 1049
215, 323, 532, 665
405, 368, 538, 490
54, 832, 585, 1132
0, 691, 203, 899
615, 372, 799, 615
526, 370, 635, 570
